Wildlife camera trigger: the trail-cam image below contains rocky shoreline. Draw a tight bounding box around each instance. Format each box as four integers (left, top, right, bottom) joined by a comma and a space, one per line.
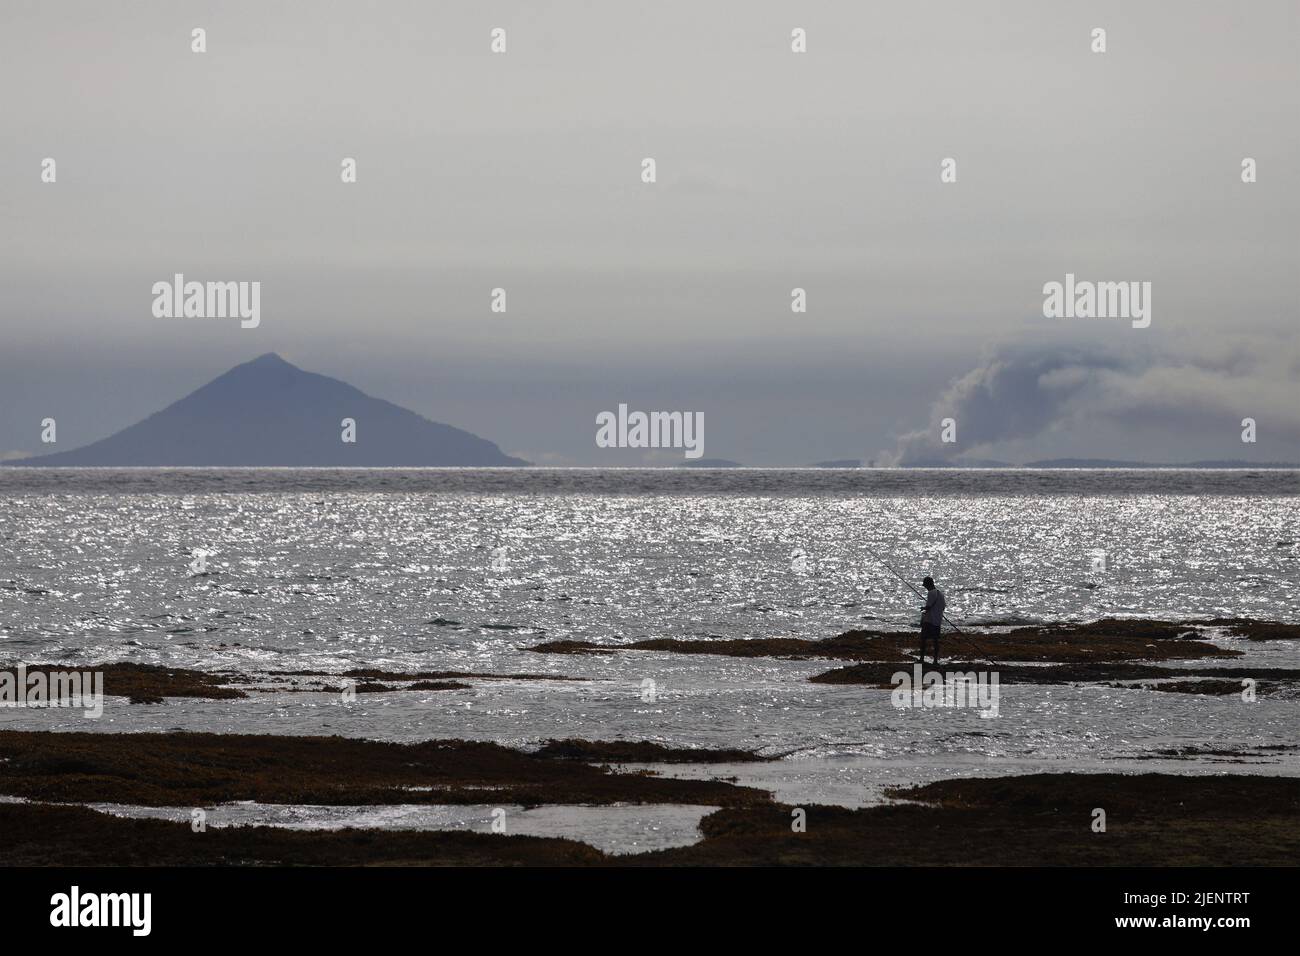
3, 616, 1297, 865
0, 731, 769, 808
12, 617, 1297, 704
2, 763, 1296, 866
529, 618, 1300, 696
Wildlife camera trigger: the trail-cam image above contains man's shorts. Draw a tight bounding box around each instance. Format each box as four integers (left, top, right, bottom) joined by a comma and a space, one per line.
920, 622, 941, 639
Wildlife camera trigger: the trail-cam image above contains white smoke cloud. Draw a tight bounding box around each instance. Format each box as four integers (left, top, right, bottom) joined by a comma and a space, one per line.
882, 331, 1300, 465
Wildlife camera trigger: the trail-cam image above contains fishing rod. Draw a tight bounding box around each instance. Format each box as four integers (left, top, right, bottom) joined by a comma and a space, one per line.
862, 542, 966, 635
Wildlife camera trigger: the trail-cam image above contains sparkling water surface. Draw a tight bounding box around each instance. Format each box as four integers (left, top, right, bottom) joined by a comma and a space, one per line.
3, 468, 1298, 850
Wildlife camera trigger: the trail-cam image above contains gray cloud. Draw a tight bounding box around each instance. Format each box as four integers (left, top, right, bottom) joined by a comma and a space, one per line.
1, 1, 1296, 464
884, 331, 1300, 465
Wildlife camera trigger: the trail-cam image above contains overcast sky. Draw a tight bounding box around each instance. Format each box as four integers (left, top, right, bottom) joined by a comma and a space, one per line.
1, 0, 1296, 464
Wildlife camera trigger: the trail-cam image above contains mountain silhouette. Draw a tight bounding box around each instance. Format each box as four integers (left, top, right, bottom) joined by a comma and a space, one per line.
11, 353, 527, 466
1023, 458, 1299, 469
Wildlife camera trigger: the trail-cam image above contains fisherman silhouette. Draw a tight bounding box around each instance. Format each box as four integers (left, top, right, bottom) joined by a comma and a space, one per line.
919, 576, 946, 667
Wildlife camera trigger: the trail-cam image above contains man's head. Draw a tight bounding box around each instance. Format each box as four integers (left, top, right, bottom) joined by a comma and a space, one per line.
922, 576, 935, 590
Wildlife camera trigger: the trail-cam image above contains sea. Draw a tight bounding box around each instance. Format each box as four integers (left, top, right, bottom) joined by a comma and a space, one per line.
2, 468, 1298, 853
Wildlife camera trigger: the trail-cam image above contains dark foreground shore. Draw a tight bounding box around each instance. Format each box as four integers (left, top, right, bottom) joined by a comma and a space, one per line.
2, 743, 1296, 866
2, 730, 1299, 866
4, 616, 1297, 865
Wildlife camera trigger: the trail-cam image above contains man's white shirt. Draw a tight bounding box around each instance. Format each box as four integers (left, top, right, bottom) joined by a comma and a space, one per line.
923, 588, 946, 625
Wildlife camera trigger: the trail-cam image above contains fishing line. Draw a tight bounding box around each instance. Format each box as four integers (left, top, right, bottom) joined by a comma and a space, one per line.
861, 542, 965, 633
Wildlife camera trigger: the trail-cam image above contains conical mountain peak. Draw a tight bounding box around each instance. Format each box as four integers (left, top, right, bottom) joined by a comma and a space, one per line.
11, 356, 527, 466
